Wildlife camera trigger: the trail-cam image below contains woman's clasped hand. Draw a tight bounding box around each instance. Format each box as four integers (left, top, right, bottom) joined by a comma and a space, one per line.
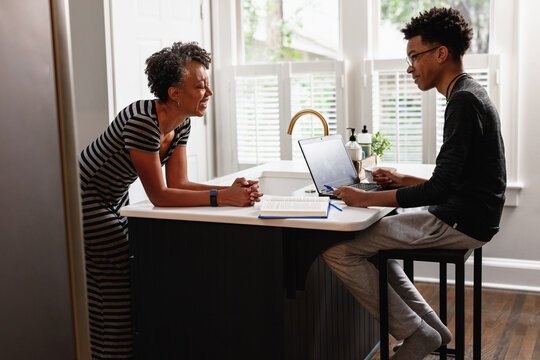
219, 177, 264, 207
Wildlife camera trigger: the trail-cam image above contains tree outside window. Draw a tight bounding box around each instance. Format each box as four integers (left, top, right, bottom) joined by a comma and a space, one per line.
378, 0, 490, 59
241, 0, 339, 63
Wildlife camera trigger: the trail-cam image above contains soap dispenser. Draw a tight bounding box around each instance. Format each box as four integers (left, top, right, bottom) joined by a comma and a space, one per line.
357, 125, 372, 158
345, 127, 362, 173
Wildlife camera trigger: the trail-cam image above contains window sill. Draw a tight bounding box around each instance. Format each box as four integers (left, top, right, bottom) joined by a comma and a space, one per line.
505, 182, 523, 207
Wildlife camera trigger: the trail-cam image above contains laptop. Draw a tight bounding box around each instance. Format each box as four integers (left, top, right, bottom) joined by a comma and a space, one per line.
298, 134, 381, 199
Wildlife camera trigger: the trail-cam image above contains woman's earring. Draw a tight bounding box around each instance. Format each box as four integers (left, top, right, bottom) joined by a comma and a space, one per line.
177, 102, 180, 108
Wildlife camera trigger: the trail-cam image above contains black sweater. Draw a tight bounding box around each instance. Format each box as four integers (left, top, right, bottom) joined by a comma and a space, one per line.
396, 75, 506, 242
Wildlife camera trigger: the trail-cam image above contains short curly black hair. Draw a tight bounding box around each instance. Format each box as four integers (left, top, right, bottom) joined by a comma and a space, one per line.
401, 7, 473, 60
145, 41, 212, 102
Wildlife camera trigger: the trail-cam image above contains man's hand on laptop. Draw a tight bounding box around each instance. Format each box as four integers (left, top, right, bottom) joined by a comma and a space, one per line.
333, 185, 400, 208
372, 169, 427, 188
371, 168, 402, 188
333, 187, 368, 207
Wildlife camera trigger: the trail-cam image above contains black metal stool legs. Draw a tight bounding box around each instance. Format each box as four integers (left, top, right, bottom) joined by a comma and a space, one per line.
404, 260, 414, 282
379, 256, 389, 360
439, 262, 448, 359
473, 247, 482, 359
456, 259, 465, 360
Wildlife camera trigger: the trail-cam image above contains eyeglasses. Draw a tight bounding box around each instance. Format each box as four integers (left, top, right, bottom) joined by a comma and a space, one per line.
406, 46, 441, 67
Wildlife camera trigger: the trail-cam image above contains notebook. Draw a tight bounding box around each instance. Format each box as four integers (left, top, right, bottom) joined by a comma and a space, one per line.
258, 196, 330, 218
298, 134, 381, 199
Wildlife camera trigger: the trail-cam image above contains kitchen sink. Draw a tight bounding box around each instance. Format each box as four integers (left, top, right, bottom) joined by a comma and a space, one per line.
256, 170, 314, 196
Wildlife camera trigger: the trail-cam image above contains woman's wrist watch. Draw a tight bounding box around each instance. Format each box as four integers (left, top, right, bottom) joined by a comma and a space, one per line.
210, 189, 218, 207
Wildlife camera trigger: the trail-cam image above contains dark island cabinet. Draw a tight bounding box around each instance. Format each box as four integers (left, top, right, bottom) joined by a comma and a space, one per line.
128, 217, 379, 359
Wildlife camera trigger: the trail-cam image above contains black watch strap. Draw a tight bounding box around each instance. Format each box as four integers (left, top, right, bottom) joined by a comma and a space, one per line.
210, 189, 218, 207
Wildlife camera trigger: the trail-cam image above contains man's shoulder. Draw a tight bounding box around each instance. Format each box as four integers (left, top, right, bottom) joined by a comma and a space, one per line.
447, 90, 484, 114
450, 77, 490, 107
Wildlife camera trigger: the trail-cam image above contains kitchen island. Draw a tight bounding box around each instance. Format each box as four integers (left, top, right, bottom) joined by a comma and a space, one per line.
120, 161, 432, 359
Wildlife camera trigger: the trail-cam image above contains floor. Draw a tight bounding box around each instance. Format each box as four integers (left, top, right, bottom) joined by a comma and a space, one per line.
371, 283, 540, 360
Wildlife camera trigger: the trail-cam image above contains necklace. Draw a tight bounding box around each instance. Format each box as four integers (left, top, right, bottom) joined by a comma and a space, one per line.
445, 72, 467, 102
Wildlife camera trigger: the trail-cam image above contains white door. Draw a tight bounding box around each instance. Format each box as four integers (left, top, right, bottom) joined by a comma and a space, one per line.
110, 0, 209, 203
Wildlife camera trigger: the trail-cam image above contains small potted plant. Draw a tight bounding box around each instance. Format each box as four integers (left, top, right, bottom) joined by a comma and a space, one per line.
371, 131, 392, 161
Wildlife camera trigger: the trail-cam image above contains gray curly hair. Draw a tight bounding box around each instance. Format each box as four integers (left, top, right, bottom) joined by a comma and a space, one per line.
145, 41, 212, 102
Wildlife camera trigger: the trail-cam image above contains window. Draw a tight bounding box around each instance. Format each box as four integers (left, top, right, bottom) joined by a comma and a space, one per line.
377, 0, 491, 59
215, 0, 512, 177
240, 0, 339, 63
369, 0, 496, 163
229, 0, 341, 168
290, 69, 339, 159
233, 61, 344, 166
369, 56, 496, 163
235, 74, 281, 163
372, 69, 423, 163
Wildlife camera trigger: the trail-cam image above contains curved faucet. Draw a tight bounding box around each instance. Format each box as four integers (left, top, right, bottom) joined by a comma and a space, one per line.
287, 109, 329, 136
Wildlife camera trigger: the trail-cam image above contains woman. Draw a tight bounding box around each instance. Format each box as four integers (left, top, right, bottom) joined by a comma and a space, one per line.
79, 42, 262, 359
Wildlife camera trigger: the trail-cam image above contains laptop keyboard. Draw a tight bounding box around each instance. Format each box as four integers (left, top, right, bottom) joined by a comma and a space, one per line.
321, 183, 382, 196
350, 183, 382, 191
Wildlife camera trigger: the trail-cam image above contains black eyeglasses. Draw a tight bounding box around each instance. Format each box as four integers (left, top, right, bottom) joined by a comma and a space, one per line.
406, 46, 441, 67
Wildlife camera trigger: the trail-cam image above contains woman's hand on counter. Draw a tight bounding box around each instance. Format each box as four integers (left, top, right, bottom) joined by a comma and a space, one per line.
217, 178, 264, 206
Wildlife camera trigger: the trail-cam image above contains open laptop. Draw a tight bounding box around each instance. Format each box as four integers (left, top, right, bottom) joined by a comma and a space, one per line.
298, 134, 381, 199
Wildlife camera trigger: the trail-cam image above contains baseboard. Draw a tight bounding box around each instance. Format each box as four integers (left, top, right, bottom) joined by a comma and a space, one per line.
410, 256, 540, 293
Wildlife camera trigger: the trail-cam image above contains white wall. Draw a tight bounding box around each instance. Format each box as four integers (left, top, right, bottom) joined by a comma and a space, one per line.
491, 0, 540, 285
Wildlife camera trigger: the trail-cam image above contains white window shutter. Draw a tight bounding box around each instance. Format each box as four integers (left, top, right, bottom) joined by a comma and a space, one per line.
290, 72, 338, 159
370, 55, 496, 164
233, 62, 343, 166
235, 75, 281, 164
372, 71, 423, 163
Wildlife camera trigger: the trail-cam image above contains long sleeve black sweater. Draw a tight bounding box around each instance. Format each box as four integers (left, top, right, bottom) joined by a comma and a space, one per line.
396, 75, 506, 242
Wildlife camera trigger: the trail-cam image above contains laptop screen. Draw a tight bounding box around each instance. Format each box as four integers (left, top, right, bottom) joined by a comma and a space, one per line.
299, 135, 360, 191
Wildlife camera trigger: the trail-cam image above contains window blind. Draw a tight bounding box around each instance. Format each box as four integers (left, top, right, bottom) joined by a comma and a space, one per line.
235, 75, 281, 164
372, 69, 490, 163
233, 62, 342, 166
372, 71, 423, 163
290, 72, 338, 159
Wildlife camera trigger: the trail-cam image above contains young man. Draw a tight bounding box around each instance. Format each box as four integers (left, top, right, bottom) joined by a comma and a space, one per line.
322, 8, 506, 360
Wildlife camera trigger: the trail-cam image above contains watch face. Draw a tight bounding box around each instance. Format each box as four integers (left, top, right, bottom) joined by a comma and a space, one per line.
210, 189, 218, 206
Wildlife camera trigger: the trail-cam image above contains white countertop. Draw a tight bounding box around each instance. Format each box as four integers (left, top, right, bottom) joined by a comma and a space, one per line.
120, 160, 434, 232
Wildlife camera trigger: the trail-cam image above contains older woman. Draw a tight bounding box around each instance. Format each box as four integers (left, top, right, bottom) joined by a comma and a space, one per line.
79, 42, 261, 359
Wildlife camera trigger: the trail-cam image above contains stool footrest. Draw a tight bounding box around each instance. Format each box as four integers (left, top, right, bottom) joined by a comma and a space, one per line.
392, 343, 457, 357
433, 346, 456, 357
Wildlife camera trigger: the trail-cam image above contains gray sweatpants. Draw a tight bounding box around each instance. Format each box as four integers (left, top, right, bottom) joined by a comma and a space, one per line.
322, 210, 484, 340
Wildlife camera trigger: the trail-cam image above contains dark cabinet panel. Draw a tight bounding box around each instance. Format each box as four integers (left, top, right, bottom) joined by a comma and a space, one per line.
129, 218, 379, 360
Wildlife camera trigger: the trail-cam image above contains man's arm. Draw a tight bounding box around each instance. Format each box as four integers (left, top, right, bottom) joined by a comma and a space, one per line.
372, 168, 427, 188
396, 91, 482, 208
333, 187, 399, 208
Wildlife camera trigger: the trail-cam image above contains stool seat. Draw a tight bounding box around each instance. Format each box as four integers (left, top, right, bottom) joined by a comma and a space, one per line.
376, 247, 482, 360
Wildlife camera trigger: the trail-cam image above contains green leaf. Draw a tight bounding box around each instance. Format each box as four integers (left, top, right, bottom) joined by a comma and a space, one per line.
371, 131, 392, 158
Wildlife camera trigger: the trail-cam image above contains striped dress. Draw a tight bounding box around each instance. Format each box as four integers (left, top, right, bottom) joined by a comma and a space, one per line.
79, 100, 190, 359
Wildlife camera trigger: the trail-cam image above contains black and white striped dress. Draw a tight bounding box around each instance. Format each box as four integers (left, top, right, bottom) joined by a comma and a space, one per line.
79, 100, 190, 359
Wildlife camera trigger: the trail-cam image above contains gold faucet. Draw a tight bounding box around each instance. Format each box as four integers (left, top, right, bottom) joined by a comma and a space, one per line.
287, 109, 329, 136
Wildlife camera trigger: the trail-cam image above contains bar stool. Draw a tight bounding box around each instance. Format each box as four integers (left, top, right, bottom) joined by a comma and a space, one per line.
377, 247, 482, 360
